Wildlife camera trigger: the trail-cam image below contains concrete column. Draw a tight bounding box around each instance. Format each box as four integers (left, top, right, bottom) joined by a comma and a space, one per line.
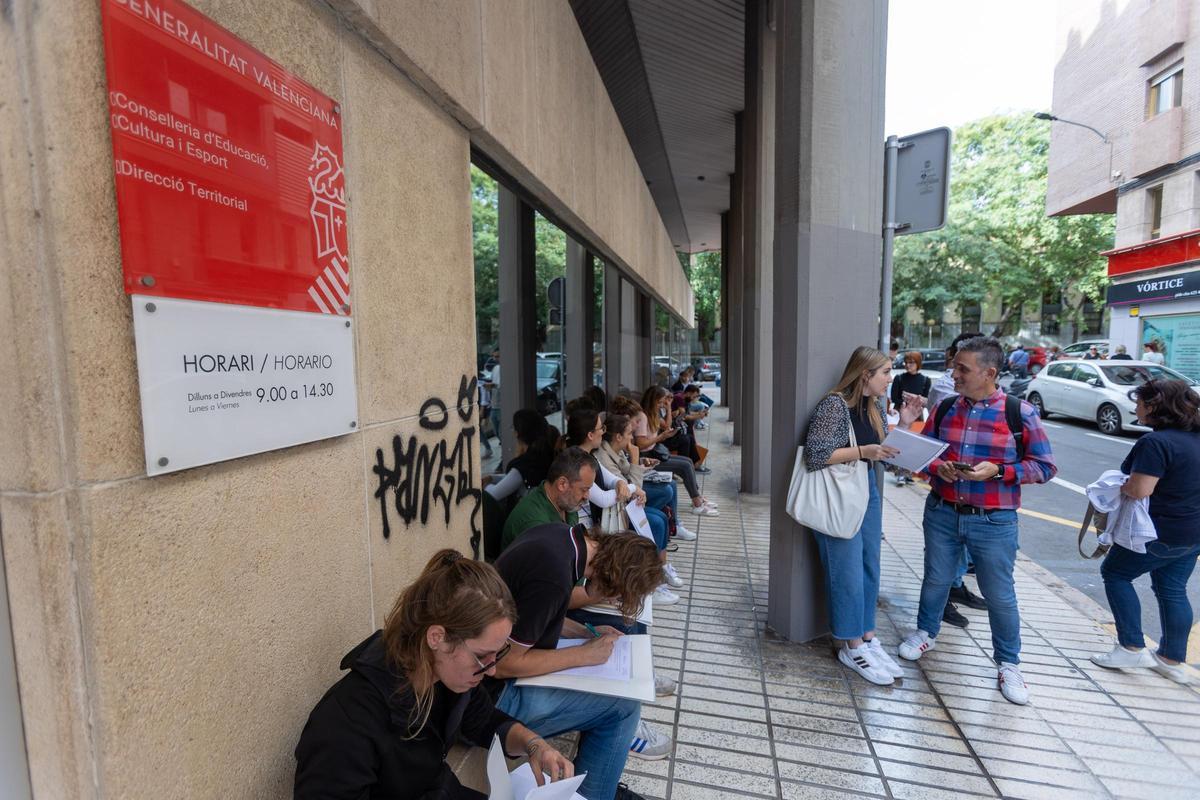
497, 185, 538, 465
767, 0, 888, 642
564, 239, 594, 400
740, 0, 776, 494
727, 114, 745, 437
637, 292, 654, 388
719, 211, 731, 407
603, 262, 623, 398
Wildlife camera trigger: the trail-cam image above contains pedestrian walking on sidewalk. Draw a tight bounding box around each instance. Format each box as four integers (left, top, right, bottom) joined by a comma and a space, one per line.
898, 336, 1057, 705
805, 346, 924, 686
1091, 379, 1200, 684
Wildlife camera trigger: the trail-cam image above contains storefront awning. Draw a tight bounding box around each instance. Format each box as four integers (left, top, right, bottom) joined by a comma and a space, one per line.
1103, 228, 1200, 277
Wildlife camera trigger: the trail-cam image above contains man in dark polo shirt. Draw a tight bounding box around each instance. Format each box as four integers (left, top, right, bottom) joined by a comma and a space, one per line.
500, 447, 594, 551
489, 523, 663, 800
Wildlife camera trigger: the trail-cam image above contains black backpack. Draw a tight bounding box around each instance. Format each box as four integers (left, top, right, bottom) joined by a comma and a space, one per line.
932, 393, 1025, 461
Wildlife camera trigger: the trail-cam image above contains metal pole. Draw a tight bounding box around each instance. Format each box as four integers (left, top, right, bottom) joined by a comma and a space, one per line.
879, 135, 900, 352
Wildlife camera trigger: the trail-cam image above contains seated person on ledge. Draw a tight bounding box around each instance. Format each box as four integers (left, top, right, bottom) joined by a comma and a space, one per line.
488, 523, 664, 800
293, 550, 572, 799
500, 447, 595, 551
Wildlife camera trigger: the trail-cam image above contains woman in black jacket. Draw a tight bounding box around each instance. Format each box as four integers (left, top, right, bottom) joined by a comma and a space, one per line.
294, 550, 573, 799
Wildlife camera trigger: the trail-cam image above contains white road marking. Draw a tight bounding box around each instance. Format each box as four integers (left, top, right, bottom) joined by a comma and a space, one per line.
1086, 432, 1133, 446
1051, 477, 1088, 496
1041, 421, 1064, 429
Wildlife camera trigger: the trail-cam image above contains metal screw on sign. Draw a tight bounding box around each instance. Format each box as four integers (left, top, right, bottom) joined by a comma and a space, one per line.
140, 275, 156, 287
333, 104, 341, 114
157, 457, 169, 467
145, 302, 157, 313
349, 421, 357, 429
344, 321, 350, 328
340, 303, 350, 313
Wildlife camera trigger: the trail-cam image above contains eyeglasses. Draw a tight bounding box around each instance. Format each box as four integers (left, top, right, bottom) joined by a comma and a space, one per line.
470, 643, 511, 676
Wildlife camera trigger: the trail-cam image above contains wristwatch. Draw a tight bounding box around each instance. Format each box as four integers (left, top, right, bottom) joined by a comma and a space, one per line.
991, 464, 1006, 481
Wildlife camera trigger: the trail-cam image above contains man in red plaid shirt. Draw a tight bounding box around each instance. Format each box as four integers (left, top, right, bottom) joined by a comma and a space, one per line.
898, 337, 1056, 705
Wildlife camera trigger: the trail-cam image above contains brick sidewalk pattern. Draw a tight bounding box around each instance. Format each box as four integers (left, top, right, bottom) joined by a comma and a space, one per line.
622, 406, 1200, 800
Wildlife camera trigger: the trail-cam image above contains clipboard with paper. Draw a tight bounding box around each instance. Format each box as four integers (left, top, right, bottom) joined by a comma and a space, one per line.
879, 427, 949, 473
514, 634, 656, 702
486, 735, 586, 800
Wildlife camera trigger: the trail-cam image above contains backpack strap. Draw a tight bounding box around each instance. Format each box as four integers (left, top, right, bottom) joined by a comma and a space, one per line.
932, 396, 957, 437
933, 394, 1025, 461
1004, 393, 1025, 462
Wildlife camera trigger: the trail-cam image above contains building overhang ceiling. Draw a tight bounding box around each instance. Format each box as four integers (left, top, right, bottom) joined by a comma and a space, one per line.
571, 0, 744, 255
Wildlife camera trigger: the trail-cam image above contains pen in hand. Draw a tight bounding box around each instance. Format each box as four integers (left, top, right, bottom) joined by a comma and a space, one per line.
584, 623, 601, 638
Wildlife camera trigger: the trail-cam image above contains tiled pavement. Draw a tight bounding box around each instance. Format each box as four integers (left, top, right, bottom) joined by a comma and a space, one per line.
622, 406, 1200, 800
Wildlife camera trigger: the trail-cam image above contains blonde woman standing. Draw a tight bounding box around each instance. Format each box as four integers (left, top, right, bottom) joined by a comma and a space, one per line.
804, 346, 923, 685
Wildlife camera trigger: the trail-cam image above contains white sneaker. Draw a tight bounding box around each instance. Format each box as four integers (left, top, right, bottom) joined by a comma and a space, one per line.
689, 504, 719, 516
898, 630, 935, 661
700, 498, 719, 508
1151, 653, 1193, 684
629, 719, 672, 760
838, 644, 894, 685
1090, 644, 1156, 670
866, 638, 904, 678
674, 524, 697, 541
998, 662, 1029, 705
654, 673, 677, 696
653, 585, 680, 605
663, 563, 685, 588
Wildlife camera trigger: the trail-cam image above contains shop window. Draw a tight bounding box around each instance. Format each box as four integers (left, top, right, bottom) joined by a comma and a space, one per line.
1148, 185, 1164, 240
1147, 62, 1183, 118
1142, 314, 1200, 381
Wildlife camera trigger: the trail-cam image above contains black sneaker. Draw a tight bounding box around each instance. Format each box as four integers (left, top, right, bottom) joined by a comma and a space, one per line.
942, 602, 969, 628
949, 584, 988, 610
614, 783, 647, 800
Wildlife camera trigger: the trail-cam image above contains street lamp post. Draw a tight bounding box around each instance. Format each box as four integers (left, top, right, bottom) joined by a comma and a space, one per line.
1033, 112, 1118, 183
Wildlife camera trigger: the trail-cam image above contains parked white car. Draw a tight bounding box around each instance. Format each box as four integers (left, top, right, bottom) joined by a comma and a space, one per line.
1025, 359, 1197, 435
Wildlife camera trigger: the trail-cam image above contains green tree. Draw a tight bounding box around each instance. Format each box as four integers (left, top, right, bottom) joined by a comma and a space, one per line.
892, 113, 1114, 339
688, 250, 722, 352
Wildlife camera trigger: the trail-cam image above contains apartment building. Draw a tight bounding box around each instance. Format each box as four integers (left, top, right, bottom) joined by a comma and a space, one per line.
1045, 0, 1200, 377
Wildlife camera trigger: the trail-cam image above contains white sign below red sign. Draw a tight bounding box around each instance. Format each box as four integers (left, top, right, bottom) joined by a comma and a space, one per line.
132, 296, 357, 475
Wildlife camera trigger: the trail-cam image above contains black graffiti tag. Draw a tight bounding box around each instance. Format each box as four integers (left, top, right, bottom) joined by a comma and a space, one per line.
372, 376, 482, 556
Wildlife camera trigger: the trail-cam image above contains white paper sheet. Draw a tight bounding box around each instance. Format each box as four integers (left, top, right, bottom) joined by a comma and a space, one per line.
625, 500, 655, 541
579, 593, 653, 626
487, 736, 586, 800
552, 637, 632, 680
880, 427, 949, 472
515, 634, 656, 703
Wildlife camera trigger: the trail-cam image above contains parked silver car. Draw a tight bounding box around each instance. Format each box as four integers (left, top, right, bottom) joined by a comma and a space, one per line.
1025, 359, 1197, 434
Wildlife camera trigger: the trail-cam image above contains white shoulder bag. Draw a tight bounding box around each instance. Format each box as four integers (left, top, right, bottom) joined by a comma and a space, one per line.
785, 409, 870, 538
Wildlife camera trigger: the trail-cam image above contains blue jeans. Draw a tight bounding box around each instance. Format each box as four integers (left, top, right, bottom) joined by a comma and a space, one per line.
814, 478, 882, 640
496, 680, 640, 800
644, 505, 668, 551
918, 495, 1021, 664
642, 481, 678, 532
489, 406, 502, 448
1101, 540, 1200, 663
698, 393, 714, 408
951, 548, 970, 589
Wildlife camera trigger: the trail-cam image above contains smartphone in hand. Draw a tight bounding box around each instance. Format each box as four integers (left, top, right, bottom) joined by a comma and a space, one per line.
949, 461, 973, 470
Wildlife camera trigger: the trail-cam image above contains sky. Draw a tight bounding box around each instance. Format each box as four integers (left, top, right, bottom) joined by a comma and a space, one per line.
885, 0, 1059, 137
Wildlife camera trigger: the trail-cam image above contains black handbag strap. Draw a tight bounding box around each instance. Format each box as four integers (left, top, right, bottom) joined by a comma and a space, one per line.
1078, 503, 1110, 559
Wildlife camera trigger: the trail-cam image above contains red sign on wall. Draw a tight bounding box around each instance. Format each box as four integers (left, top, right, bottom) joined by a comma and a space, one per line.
101, 0, 350, 315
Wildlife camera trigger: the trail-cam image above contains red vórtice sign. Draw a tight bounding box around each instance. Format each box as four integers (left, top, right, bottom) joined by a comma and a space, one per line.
101, 0, 351, 315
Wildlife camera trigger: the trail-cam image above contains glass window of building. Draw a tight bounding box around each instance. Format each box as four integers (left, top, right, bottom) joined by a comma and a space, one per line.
1148, 184, 1164, 240
1147, 62, 1183, 118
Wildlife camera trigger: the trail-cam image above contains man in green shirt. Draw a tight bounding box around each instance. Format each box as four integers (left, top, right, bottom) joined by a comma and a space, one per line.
501, 447, 596, 550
